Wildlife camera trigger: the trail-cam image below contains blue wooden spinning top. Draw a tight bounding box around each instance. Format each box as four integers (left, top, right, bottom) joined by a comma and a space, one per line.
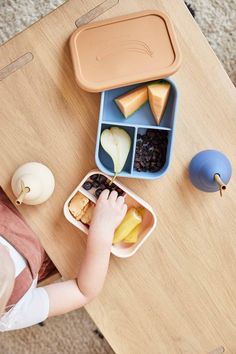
189, 150, 232, 196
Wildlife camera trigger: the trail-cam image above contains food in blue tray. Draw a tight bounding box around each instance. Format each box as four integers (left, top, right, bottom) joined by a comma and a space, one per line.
148, 81, 171, 125
82, 174, 125, 198
115, 86, 148, 118
134, 129, 168, 172
101, 127, 131, 178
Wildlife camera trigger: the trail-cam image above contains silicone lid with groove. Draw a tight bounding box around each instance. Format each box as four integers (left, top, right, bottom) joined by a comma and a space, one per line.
70, 10, 182, 92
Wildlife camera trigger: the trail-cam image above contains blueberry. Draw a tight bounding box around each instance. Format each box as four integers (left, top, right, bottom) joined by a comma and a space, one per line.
82, 181, 92, 190
104, 182, 111, 189
98, 175, 107, 184
92, 181, 100, 188
116, 188, 124, 196
95, 188, 103, 198
90, 174, 99, 181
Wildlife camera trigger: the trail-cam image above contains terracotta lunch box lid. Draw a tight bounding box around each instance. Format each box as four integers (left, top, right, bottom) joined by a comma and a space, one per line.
70, 10, 182, 92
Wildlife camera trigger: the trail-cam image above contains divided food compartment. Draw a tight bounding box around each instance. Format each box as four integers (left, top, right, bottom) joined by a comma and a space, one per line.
64, 170, 157, 258
95, 78, 178, 179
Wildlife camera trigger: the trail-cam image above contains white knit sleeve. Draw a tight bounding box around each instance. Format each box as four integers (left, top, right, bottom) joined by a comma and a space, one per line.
0, 278, 49, 331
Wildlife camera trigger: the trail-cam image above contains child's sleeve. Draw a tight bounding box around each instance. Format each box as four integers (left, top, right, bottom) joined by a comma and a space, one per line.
0, 279, 49, 331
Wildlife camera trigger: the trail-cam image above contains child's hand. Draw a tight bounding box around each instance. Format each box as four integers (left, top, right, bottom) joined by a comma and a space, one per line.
90, 189, 127, 235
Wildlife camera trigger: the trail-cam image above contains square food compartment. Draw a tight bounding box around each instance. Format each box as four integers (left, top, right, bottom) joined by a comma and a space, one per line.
96, 123, 136, 177
64, 170, 157, 258
132, 127, 173, 178
95, 79, 178, 179
100, 79, 177, 129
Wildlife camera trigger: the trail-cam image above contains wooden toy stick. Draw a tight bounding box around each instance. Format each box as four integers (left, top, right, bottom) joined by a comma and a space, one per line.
16, 180, 30, 205
214, 174, 226, 197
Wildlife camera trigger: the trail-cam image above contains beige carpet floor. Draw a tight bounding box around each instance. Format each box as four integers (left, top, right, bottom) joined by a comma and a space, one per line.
0, 1, 235, 354
186, 0, 236, 85
0, 309, 113, 354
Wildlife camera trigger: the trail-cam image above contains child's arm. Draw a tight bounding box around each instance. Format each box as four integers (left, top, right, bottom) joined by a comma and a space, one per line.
44, 189, 127, 317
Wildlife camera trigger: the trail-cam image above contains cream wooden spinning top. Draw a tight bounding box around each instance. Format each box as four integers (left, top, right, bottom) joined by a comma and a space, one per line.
11, 162, 55, 205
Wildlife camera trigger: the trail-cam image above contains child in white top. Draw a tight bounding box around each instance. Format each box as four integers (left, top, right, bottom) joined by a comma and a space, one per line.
0, 189, 127, 331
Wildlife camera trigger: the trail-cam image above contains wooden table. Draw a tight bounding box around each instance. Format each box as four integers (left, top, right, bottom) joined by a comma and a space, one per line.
1, 1, 236, 353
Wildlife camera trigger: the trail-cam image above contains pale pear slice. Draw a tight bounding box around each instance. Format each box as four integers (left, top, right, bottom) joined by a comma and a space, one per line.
148, 81, 171, 124
101, 127, 131, 176
115, 86, 148, 118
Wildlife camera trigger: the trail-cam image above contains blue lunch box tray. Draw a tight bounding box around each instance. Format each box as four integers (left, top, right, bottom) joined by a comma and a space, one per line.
95, 78, 179, 180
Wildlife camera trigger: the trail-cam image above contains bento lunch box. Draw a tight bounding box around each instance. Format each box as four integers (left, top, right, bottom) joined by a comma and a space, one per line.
64, 170, 157, 258
95, 78, 178, 179
70, 10, 182, 180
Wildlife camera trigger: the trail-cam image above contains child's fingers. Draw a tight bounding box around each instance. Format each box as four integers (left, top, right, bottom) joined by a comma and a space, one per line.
99, 189, 110, 200
109, 190, 118, 201
121, 204, 128, 217
117, 196, 125, 206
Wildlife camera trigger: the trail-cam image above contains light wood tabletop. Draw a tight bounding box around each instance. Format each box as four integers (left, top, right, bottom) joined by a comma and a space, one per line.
0, 0, 236, 353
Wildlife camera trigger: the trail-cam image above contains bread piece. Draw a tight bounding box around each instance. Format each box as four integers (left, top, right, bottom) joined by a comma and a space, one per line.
69, 192, 89, 221
81, 202, 95, 225
75, 202, 90, 221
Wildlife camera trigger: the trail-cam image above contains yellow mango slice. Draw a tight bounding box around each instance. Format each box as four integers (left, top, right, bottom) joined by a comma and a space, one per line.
113, 207, 142, 244
124, 224, 140, 243
124, 208, 145, 244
